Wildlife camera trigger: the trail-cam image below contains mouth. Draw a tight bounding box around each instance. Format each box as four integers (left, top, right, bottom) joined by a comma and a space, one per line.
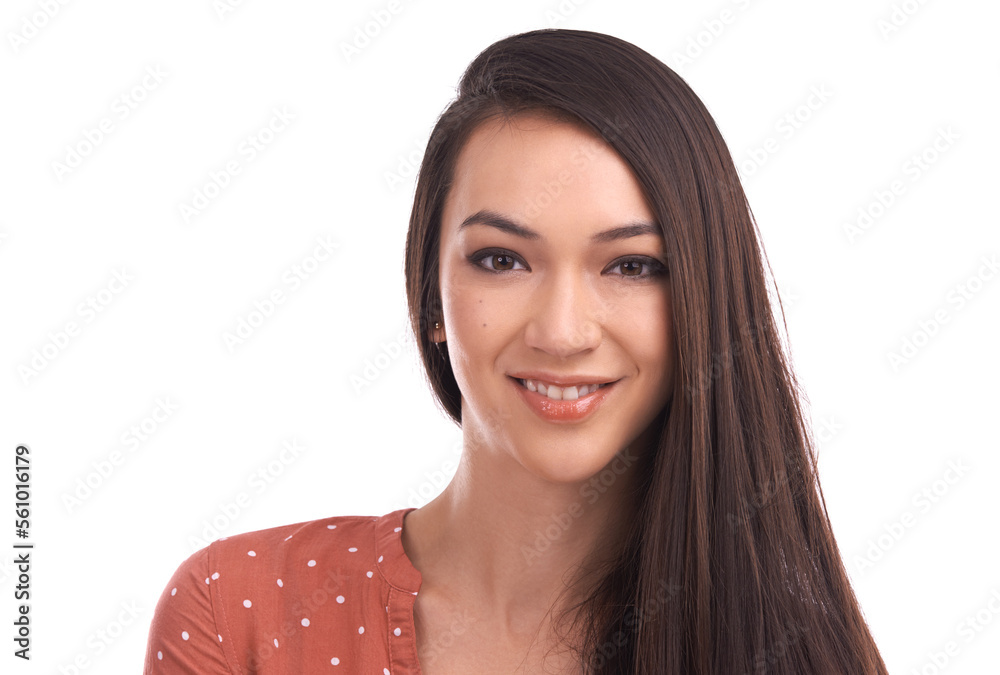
509, 376, 619, 402
508, 375, 618, 423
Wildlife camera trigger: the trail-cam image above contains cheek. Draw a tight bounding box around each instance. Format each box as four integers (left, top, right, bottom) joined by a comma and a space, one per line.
444, 280, 492, 334
440, 269, 512, 364
622, 290, 674, 377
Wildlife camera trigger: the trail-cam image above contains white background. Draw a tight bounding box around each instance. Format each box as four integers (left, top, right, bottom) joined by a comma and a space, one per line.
1, 0, 998, 672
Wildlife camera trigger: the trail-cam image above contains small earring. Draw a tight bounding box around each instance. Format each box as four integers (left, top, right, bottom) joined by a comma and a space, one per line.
434, 321, 441, 330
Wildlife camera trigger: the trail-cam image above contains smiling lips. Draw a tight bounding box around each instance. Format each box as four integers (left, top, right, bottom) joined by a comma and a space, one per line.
510, 375, 616, 422
515, 378, 608, 401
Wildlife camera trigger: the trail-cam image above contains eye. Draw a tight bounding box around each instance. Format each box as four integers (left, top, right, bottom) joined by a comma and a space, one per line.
605, 257, 668, 280
469, 248, 528, 273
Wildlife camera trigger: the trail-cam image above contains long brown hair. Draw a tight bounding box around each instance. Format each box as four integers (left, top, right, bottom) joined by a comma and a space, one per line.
404, 28, 887, 674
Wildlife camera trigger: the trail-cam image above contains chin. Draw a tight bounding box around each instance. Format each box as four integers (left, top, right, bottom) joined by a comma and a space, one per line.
514, 443, 624, 486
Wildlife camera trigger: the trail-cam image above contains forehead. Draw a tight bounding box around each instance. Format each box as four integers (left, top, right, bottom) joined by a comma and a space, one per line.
445, 112, 654, 231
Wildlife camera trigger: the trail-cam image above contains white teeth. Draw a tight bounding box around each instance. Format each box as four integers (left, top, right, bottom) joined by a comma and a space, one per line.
519, 379, 605, 401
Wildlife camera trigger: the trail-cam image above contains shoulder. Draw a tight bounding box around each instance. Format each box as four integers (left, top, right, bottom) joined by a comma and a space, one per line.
206, 512, 385, 577
143, 543, 229, 672
145, 510, 417, 673
154, 512, 383, 599
212, 513, 378, 553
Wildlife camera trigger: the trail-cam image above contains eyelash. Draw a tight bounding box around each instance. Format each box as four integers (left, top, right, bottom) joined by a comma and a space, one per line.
468, 247, 668, 281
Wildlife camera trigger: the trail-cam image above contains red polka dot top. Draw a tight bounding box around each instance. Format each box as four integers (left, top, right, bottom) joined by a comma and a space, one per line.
142, 507, 423, 674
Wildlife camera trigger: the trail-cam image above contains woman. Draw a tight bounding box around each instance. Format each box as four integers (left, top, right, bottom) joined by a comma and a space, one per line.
143, 28, 888, 674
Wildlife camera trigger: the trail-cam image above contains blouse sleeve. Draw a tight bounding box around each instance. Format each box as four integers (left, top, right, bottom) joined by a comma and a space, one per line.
142, 544, 234, 674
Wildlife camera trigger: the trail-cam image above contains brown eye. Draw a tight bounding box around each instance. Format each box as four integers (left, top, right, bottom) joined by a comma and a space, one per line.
606, 257, 667, 280
469, 249, 527, 274
619, 260, 643, 276
492, 254, 516, 271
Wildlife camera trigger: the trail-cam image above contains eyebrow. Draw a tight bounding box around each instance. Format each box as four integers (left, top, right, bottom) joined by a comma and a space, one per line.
458, 209, 661, 243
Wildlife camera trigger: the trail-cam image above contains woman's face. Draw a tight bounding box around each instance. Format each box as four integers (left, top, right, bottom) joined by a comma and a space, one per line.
434, 112, 675, 484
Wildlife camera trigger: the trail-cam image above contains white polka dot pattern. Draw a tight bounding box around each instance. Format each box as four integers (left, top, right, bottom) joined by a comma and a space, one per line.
142, 509, 422, 674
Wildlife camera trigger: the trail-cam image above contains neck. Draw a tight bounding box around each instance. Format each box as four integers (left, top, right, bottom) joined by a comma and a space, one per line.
401, 436, 649, 636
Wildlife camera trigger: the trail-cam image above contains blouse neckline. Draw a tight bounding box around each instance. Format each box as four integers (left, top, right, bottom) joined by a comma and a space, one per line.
374, 506, 425, 674
375, 506, 424, 593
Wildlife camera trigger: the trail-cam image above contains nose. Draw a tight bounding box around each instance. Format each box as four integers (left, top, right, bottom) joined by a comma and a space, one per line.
523, 269, 604, 358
